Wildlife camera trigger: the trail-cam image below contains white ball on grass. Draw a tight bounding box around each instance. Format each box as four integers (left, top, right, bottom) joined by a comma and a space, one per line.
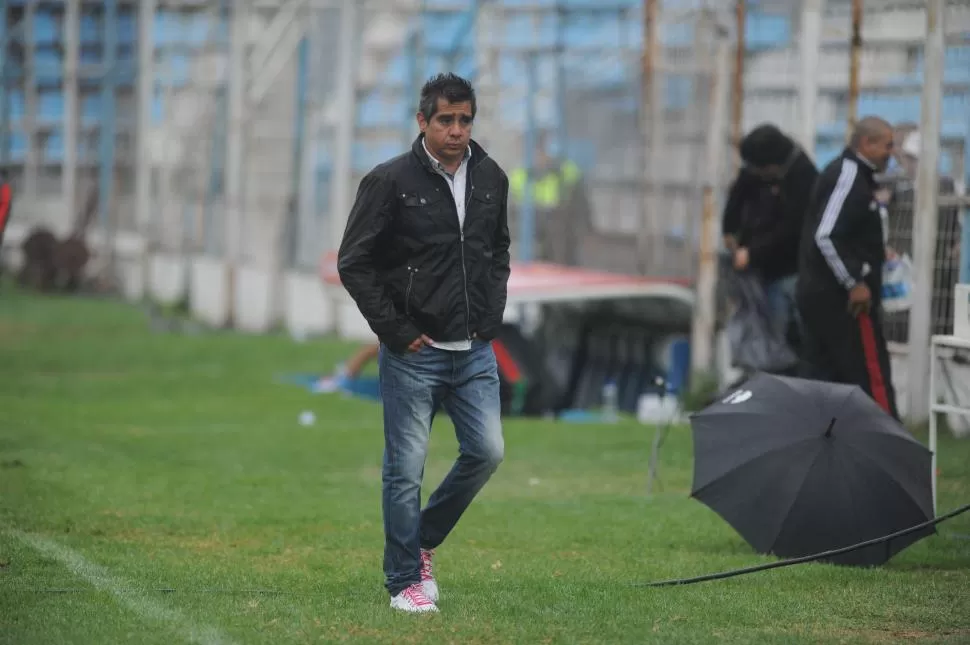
298, 410, 316, 426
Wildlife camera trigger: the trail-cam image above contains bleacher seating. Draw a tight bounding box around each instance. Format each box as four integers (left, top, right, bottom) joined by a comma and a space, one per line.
353, 0, 970, 187
353, 4, 805, 173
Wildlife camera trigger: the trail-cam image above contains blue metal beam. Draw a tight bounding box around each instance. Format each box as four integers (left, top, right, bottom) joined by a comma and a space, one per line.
98, 0, 118, 233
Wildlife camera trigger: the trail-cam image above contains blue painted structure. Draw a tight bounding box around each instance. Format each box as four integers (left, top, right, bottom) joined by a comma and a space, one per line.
0, 1, 967, 276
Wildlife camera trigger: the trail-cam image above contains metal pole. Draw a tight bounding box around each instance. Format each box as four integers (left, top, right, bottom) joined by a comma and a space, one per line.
961, 208, 970, 283
297, 5, 323, 271
798, 0, 825, 158
23, 0, 35, 198
63, 0, 80, 231
475, 1, 500, 151
98, 0, 118, 268
225, 0, 248, 322
329, 0, 358, 252
691, 26, 731, 377
846, 0, 863, 142
519, 52, 538, 263
287, 35, 309, 269
404, 29, 419, 151
731, 0, 745, 169
554, 1, 567, 164
637, 0, 658, 275
907, 0, 946, 424
0, 0, 7, 166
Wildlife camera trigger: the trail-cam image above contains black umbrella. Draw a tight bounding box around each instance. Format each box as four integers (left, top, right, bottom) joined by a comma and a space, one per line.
691, 372, 935, 566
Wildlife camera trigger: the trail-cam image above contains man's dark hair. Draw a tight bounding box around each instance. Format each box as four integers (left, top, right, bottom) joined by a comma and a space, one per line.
739, 123, 795, 168
419, 73, 476, 121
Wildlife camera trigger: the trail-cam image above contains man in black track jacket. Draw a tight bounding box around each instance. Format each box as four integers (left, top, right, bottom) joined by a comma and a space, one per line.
796, 116, 899, 419
337, 73, 511, 614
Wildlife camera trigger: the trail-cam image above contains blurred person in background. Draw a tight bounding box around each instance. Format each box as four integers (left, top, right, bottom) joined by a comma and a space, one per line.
796, 116, 899, 419
337, 73, 510, 614
313, 342, 380, 393
0, 171, 12, 250
881, 129, 962, 342
508, 132, 591, 266
721, 123, 819, 357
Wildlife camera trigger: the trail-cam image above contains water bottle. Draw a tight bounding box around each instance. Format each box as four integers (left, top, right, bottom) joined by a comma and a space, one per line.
602, 380, 619, 423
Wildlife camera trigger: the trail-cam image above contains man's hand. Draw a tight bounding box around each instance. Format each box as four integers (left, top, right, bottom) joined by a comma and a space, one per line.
848, 283, 872, 317
407, 334, 434, 353
733, 247, 750, 271
723, 235, 739, 252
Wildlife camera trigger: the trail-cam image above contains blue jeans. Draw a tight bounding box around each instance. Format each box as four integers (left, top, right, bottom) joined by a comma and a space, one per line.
378, 339, 504, 596
764, 274, 800, 339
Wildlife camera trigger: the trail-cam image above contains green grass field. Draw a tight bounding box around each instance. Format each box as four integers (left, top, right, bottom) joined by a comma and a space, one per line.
1, 288, 969, 644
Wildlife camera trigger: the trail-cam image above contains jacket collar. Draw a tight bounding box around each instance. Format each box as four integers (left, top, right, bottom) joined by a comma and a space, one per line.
844, 147, 876, 176
412, 135, 488, 173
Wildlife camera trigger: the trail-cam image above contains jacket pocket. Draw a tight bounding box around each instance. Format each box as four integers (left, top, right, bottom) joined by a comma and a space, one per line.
400, 190, 447, 234
471, 186, 500, 216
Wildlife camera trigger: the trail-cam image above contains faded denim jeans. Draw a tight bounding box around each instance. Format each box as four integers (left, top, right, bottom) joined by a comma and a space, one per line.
378, 339, 504, 597
764, 273, 800, 340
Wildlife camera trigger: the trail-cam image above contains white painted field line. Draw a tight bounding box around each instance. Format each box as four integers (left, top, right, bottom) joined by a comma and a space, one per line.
6, 528, 238, 645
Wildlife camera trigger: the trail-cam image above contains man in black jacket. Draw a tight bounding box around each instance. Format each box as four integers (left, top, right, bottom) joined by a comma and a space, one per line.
337, 73, 511, 613
722, 124, 818, 353
797, 116, 899, 418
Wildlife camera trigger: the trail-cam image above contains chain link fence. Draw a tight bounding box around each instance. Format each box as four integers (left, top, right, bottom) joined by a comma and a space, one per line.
855, 0, 970, 343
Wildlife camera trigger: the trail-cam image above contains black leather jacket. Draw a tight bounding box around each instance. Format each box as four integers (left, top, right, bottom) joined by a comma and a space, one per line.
337, 135, 512, 353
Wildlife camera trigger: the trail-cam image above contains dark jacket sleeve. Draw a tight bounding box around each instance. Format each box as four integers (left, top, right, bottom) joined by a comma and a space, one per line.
337, 170, 421, 352
721, 171, 751, 238
477, 174, 512, 340
813, 160, 866, 290
747, 155, 818, 268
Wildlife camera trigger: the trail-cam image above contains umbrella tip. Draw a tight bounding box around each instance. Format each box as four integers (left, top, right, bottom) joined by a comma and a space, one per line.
824, 418, 836, 438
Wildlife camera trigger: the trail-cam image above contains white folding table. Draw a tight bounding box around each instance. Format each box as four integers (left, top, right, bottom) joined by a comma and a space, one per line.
928, 334, 970, 514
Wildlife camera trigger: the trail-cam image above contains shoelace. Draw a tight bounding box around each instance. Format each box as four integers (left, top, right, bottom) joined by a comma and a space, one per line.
405, 585, 434, 607
419, 550, 434, 581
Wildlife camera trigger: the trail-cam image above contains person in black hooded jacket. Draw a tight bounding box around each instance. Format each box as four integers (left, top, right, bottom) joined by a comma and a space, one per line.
722, 123, 819, 348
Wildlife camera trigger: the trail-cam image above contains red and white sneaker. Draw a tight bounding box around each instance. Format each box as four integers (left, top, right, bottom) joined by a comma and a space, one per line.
390, 583, 438, 613
420, 548, 439, 603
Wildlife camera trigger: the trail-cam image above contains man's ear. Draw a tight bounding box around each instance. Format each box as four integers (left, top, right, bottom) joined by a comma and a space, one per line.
416, 112, 427, 133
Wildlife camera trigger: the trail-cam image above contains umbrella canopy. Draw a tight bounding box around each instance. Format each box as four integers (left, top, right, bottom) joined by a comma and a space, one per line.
691, 373, 934, 566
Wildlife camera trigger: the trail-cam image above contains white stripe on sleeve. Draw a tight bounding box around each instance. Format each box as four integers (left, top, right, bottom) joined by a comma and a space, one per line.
814, 158, 859, 289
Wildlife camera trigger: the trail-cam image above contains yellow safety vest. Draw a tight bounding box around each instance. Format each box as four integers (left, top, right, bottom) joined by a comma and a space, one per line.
509, 161, 581, 209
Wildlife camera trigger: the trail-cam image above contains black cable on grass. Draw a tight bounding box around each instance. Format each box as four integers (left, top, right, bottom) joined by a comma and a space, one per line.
636, 502, 970, 588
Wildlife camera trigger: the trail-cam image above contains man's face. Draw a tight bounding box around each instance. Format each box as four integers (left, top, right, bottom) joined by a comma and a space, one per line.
860, 130, 894, 172
417, 99, 473, 165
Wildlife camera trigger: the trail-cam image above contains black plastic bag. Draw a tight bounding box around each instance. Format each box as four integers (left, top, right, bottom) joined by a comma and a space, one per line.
720, 256, 798, 374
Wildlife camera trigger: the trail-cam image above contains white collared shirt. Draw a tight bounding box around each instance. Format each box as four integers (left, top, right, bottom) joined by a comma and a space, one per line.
422, 139, 473, 352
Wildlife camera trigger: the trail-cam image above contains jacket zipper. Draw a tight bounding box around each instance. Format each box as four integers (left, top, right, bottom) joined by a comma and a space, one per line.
424, 151, 487, 343
405, 266, 418, 316
459, 166, 477, 341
